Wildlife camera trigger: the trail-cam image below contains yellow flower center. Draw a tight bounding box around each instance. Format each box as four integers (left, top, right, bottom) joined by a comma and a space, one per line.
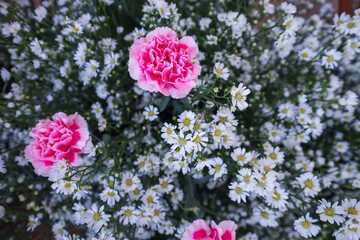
65, 183, 71, 188
154, 209, 160, 216
126, 179, 133, 186
347, 22, 355, 29
183, 118, 190, 126
348, 207, 358, 215
261, 212, 269, 219
273, 192, 281, 200
235, 187, 242, 194
178, 138, 186, 145
304, 180, 313, 189
325, 208, 334, 216
214, 129, 221, 136
327, 56, 334, 62
235, 92, 243, 101
108, 191, 115, 196
194, 136, 201, 144
219, 117, 227, 123
349, 227, 358, 232
301, 53, 308, 58
93, 213, 101, 221
269, 153, 277, 160
301, 220, 310, 228
237, 155, 245, 161
244, 175, 250, 183
124, 209, 132, 217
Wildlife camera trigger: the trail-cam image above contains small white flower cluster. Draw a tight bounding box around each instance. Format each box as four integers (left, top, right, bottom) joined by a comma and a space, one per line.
1, 0, 360, 239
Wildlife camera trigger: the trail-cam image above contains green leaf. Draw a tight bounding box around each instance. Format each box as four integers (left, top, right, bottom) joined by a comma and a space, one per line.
184, 176, 197, 208
102, 134, 111, 145
159, 96, 170, 112
180, 97, 191, 109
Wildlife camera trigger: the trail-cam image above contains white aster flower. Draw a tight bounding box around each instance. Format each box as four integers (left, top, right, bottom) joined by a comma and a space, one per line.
143, 105, 159, 121
294, 213, 321, 238
321, 49, 342, 69
117, 205, 140, 225
34, 6, 47, 22
1, 67, 10, 81
84, 204, 110, 232
99, 187, 120, 207
296, 172, 321, 198
229, 181, 249, 203
213, 62, 230, 80
208, 157, 227, 180
231, 83, 251, 110
316, 199, 345, 225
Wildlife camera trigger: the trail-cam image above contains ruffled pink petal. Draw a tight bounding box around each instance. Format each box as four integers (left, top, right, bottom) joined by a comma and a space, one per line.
70, 112, 89, 150
128, 27, 201, 99
146, 27, 177, 41
180, 36, 199, 59
24, 112, 91, 177
128, 58, 144, 81
182, 219, 212, 240
218, 221, 237, 240
210, 221, 223, 240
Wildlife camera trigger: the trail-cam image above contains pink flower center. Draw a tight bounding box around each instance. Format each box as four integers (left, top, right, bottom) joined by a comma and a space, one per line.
221, 231, 232, 240
193, 229, 208, 239
139, 37, 194, 88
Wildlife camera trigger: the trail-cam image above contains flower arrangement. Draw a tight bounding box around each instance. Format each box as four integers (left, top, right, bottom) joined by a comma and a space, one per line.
0, 0, 360, 239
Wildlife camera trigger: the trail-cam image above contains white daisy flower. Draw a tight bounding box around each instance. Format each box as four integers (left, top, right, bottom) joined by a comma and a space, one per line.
84, 204, 111, 232
229, 181, 249, 203
296, 172, 321, 198
213, 62, 230, 80
117, 206, 140, 225
99, 187, 120, 207
231, 83, 251, 110
294, 213, 321, 238
316, 199, 345, 225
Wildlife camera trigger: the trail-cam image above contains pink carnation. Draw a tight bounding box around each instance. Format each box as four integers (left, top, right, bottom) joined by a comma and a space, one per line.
25, 112, 92, 177
182, 219, 237, 240
128, 27, 201, 99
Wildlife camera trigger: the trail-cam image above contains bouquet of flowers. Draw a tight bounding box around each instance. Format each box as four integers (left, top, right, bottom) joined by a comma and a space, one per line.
1, 0, 360, 239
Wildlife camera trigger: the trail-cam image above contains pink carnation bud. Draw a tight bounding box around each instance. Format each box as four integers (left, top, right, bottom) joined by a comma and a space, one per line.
182, 219, 237, 240
128, 27, 201, 99
25, 112, 93, 177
